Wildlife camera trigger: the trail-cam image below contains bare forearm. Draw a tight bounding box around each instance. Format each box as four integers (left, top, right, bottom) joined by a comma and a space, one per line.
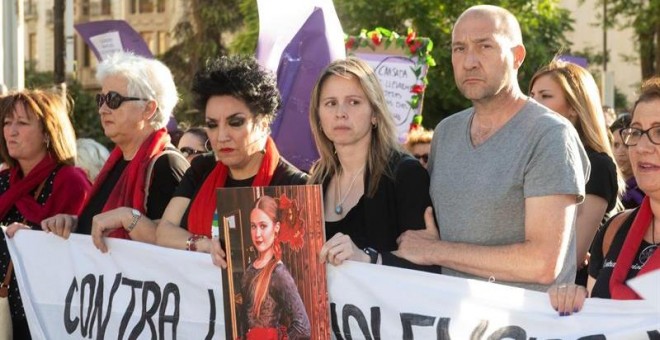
156, 220, 191, 250
428, 240, 561, 284
127, 217, 157, 244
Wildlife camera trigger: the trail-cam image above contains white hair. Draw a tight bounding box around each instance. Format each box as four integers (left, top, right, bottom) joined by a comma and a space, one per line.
96, 52, 178, 130
76, 138, 110, 181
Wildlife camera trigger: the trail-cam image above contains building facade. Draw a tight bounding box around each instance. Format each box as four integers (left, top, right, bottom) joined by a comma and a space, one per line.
559, 0, 640, 108
24, 0, 184, 89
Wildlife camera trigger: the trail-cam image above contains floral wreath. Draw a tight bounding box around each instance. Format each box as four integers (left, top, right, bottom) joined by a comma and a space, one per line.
345, 27, 436, 126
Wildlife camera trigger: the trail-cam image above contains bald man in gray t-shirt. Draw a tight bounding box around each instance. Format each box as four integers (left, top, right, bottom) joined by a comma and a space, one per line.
394, 5, 590, 291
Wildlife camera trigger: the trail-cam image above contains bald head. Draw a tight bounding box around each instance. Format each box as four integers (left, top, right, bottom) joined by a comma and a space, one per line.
454, 5, 523, 46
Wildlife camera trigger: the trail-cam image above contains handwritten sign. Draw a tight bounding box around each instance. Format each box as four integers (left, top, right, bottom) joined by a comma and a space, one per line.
346, 28, 434, 142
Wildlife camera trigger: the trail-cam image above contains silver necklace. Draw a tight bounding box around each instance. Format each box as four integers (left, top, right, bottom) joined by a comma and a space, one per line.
334, 167, 365, 215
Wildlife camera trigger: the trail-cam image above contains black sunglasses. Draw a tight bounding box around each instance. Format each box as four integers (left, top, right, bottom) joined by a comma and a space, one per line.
414, 153, 429, 163
95, 91, 148, 110
180, 147, 206, 157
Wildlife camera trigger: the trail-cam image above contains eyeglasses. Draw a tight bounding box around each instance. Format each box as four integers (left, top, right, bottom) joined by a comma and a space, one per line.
95, 91, 148, 110
414, 153, 429, 163
179, 147, 206, 158
620, 126, 660, 146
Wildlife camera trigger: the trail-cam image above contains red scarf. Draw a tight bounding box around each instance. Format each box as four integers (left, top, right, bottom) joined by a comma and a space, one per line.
0, 154, 57, 223
187, 137, 279, 237
610, 196, 660, 299
83, 129, 170, 239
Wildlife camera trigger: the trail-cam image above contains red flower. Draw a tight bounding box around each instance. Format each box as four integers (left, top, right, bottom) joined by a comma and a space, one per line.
409, 41, 422, 54
371, 32, 382, 46
405, 31, 417, 45
345, 37, 355, 50
411, 84, 425, 94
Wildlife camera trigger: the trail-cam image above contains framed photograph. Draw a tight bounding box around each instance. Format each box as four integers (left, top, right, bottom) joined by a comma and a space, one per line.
217, 185, 328, 340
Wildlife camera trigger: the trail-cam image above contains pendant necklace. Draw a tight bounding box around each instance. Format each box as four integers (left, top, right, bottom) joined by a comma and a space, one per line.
334, 167, 365, 215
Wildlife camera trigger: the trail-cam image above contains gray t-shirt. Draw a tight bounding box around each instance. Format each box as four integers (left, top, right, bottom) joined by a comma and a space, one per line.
429, 100, 590, 291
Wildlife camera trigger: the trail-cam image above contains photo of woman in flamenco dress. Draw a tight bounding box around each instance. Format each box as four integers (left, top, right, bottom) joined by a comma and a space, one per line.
237, 194, 311, 340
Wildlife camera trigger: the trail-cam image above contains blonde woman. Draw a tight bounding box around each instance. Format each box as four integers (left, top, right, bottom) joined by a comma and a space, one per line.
530, 59, 624, 283
310, 57, 439, 272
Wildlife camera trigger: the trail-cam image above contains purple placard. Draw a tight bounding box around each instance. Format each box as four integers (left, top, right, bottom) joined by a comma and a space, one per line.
558, 55, 588, 69
256, 2, 345, 172
74, 20, 153, 61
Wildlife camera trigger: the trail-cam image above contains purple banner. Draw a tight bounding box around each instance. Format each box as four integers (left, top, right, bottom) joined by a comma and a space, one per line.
256, 1, 345, 171
74, 20, 153, 61
558, 55, 588, 69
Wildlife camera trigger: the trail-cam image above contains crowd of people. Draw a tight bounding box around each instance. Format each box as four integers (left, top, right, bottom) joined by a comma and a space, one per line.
1, 4, 658, 339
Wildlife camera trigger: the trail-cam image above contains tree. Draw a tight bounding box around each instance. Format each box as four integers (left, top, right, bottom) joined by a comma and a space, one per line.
160, 0, 244, 127
333, 0, 573, 127
596, 0, 660, 79
24, 62, 110, 147
225, 1, 573, 127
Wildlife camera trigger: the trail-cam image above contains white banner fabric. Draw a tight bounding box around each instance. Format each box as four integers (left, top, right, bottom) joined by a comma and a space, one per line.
6, 230, 660, 339
6, 230, 225, 340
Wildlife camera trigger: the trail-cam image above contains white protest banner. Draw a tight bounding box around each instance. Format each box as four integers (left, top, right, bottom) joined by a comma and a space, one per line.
5, 229, 224, 340
629, 269, 660, 316
6, 230, 660, 339
327, 262, 660, 339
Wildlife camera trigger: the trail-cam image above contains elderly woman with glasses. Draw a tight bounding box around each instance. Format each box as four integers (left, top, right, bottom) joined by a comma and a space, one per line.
548, 77, 660, 316
41, 52, 189, 250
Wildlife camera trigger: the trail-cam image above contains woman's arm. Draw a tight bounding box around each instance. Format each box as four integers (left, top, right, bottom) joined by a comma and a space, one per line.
155, 197, 194, 250
575, 194, 608, 267
274, 266, 311, 339
90, 207, 158, 252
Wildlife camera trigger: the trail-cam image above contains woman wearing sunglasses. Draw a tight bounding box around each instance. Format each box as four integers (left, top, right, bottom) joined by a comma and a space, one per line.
404, 128, 433, 169
41, 52, 189, 252
178, 127, 210, 163
111, 56, 305, 263
547, 77, 660, 315
1, 90, 91, 339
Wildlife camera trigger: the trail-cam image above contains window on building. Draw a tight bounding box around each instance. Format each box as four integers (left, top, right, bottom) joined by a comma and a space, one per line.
28, 33, 37, 62
139, 0, 154, 13
157, 0, 166, 13
130, 0, 137, 14
25, 0, 35, 16
81, 0, 90, 15
83, 44, 91, 67
141, 31, 155, 53
101, 0, 111, 15
157, 31, 169, 54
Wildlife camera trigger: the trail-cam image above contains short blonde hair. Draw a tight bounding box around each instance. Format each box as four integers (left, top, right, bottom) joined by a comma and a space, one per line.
404, 128, 433, 153
76, 138, 110, 181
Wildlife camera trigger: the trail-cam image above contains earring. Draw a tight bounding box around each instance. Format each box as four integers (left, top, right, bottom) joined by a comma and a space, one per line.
372, 122, 377, 130
204, 139, 212, 152
44, 138, 50, 149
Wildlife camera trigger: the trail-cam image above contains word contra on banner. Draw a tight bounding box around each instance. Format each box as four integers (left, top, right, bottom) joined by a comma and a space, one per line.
63, 272, 219, 339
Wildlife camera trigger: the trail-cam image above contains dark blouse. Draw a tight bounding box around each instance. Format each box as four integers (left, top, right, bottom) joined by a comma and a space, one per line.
0, 165, 90, 337
76, 152, 188, 234
585, 148, 618, 214
323, 152, 441, 273
239, 262, 311, 339
175, 154, 308, 229
588, 208, 659, 298
622, 177, 645, 209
